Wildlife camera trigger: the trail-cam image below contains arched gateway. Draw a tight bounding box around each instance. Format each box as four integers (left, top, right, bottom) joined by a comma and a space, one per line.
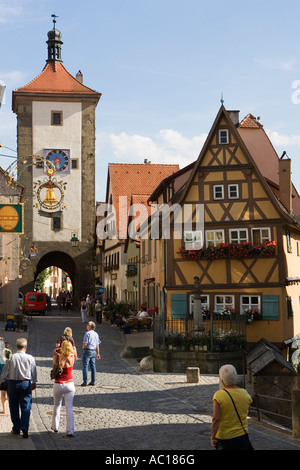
35, 251, 76, 295
12, 17, 101, 306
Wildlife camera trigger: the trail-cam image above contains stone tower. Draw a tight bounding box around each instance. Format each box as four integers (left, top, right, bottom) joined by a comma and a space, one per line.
12, 16, 101, 306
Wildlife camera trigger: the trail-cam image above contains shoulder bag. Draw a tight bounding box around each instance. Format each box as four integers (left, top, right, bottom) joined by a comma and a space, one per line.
50, 354, 63, 380
223, 388, 254, 450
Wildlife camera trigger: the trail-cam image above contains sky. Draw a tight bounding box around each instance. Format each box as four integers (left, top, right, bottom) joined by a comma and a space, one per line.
1, 0, 300, 202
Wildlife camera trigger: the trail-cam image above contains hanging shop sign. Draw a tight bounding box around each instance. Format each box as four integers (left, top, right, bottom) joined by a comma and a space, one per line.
0, 203, 23, 233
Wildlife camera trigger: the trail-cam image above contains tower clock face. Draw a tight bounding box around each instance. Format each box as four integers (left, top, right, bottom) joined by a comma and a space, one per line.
45, 149, 70, 173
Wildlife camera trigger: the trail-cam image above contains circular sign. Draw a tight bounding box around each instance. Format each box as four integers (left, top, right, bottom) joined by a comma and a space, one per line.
36, 180, 63, 211
0, 205, 19, 231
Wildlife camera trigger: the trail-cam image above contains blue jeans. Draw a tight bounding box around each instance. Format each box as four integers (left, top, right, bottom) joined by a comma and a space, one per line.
82, 350, 97, 384
8, 380, 32, 434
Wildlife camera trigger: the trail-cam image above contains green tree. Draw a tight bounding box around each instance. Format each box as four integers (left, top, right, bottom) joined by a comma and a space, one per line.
35, 267, 53, 291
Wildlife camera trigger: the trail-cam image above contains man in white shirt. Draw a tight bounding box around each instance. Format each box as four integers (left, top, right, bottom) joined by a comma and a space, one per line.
86, 294, 92, 315
5, 338, 37, 438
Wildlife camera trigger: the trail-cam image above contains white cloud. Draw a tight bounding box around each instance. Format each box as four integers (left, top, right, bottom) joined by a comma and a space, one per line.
0, 70, 27, 86
97, 129, 207, 168
254, 57, 298, 71
0, 1, 24, 23
95, 129, 207, 200
266, 129, 300, 147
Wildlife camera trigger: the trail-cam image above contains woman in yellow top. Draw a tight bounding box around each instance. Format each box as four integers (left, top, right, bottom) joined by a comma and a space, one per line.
211, 364, 253, 450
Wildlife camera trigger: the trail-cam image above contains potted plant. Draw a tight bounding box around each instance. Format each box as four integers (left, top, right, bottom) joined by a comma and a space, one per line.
245, 307, 260, 323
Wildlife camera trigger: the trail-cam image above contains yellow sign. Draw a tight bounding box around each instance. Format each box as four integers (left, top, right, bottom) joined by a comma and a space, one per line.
0, 204, 23, 233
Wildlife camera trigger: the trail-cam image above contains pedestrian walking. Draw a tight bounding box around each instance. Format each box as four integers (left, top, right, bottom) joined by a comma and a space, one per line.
0, 342, 13, 414
66, 294, 72, 316
86, 294, 91, 315
4, 338, 37, 438
81, 321, 101, 386
95, 300, 102, 323
61, 290, 67, 309
46, 295, 52, 315
80, 298, 88, 323
56, 293, 62, 315
15, 301, 24, 332
211, 364, 253, 450
56, 327, 78, 360
51, 340, 76, 437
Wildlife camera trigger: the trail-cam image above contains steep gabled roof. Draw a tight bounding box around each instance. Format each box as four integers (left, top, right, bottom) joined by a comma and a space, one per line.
175, 105, 299, 224
148, 161, 195, 203
239, 113, 263, 129
106, 163, 179, 240
0, 166, 25, 201
237, 115, 300, 215
12, 62, 101, 111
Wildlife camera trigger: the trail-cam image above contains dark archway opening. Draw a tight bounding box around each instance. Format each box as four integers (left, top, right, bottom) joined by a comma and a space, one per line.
35, 251, 77, 305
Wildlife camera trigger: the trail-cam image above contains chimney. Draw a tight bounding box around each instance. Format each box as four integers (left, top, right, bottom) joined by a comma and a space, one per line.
279, 158, 292, 212
227, 110, 240, 127
76, 70, 83, 83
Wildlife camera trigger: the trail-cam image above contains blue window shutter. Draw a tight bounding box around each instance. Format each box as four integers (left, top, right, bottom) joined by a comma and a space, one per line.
262, 295, 279, 320
171, 294, 187, 319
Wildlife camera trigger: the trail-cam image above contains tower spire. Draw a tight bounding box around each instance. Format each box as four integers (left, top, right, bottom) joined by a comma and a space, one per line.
46, 14, 63, 63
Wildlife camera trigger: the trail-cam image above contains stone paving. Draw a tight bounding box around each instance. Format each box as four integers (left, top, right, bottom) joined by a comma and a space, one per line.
1, 309, 300, 453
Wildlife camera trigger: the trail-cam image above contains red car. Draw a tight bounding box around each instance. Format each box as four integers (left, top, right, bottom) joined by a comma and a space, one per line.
24, 292, 47, 316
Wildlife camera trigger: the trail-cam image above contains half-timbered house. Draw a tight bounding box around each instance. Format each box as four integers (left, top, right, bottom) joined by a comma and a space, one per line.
148, 105, 300, 350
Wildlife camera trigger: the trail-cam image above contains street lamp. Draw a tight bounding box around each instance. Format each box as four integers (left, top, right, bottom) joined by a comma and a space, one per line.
70, 233, 79, 247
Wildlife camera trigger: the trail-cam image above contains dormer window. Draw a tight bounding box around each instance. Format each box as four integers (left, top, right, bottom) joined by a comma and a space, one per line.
219, 129, 229, 144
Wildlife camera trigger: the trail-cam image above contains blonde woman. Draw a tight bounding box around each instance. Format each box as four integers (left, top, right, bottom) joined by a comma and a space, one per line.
51, 340, 76, 437
56, 327, 78, 360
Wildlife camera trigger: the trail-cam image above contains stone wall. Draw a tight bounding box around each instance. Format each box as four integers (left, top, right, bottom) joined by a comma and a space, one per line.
248, 374, 300, 429
153, 348, 246, 374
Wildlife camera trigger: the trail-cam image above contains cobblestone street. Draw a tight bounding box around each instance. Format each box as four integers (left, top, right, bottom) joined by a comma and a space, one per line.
1, 311, 300, 455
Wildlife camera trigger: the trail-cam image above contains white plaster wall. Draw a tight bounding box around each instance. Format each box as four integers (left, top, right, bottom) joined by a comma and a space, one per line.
32, 101, 82, 242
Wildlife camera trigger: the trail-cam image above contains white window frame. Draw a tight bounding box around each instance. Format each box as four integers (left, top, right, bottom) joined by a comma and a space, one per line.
219, 129, 229, 144
214, 294, 235, 312
228, 184, 239, 199
205, 230, 225, 248
251, 227, 271, 244
184, 230, 203, 250
213, 185, 224, 200
240, 295, 261, 315
189, 294, 209, 315
229, 228, 248, 244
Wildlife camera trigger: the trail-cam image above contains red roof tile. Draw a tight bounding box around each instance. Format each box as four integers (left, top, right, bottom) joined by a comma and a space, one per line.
239, 113, 263, 128
108, 163, 179, 238
12, 62, 100, 108
238, 120, 300, 214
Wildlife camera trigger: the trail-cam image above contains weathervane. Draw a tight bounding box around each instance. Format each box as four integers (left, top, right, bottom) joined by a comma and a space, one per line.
220, 92, 224, 105
51, 13, 59, 28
